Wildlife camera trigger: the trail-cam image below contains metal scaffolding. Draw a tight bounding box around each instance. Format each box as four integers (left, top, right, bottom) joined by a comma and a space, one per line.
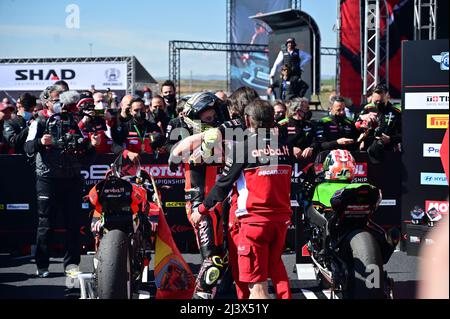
362, 0, 390, 99
335, 0, 341, 95
291, 0, 302, 10
226, 0, 233, 92
414, 0, 438, 40
169, 40, 339, 97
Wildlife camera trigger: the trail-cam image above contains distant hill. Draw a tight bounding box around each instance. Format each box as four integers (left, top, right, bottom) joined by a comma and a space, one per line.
156, 74, 335, 81
155, 75, 227, 81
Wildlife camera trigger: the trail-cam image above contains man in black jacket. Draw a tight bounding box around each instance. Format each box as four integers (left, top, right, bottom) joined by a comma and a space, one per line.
25, 85, 98, 278
3, 93, 36, 154
355, 85, 402, 163
110, 97, 164, 162
267, 64, 308, 100
315, 96, 358, 152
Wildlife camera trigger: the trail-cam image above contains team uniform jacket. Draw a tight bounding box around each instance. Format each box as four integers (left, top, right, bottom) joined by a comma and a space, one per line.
200, 130, 294, 224
315, 115, 358, 151
355, 102, 402, 151
3, 115, 30, 154
278, 117, 317, 151
111, 118, 164, 157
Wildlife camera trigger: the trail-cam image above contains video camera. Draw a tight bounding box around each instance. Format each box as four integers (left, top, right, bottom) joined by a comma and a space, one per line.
77, 101, 110, 132
45, 113, 90, 155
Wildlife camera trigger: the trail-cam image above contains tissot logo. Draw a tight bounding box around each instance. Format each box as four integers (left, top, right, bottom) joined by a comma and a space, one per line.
425, 200, 449, 215
405, 92, 449, 110
427, 114, 449, 129
15, 69, 76, 81
427, 95, 448, 103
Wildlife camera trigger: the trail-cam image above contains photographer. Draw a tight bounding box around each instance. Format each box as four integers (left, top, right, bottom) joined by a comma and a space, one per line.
0, 102, 15, 154
355, 85, 402, 163
24, 86, 99, 278
3, 93, 36, 154
77, 95, 114, 154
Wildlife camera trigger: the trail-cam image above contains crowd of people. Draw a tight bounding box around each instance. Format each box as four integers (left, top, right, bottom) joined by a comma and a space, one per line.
0, 76, 402, 298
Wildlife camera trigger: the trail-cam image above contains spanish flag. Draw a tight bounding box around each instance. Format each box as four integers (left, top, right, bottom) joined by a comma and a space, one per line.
151, 203, 195, 299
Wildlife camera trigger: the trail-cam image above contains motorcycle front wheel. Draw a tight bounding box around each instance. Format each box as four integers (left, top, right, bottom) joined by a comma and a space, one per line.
96, 229, 132, 299
341, 230, 385, 299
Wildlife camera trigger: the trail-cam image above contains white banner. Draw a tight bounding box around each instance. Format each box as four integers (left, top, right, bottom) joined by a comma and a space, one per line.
404, 92, 449, 110
0, 62, 128, 91
423, 143, 441, 157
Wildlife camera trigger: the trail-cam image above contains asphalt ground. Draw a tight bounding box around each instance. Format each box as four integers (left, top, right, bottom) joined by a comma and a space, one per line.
0, 250, 420, 299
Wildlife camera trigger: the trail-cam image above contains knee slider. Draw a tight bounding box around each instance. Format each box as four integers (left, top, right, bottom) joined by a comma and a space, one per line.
200, 255, 224, 289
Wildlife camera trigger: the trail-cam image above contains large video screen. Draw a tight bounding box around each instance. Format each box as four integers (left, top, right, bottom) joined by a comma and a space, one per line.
230, 0, 290, 95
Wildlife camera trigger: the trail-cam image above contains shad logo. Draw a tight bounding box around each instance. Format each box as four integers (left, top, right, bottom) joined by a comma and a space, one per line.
105, 68, 120, 81
432, 52, 449, 70
15, 69, 76, 81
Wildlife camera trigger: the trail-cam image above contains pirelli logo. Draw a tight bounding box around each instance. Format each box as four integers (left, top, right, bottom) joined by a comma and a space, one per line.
427, 114, 449, 129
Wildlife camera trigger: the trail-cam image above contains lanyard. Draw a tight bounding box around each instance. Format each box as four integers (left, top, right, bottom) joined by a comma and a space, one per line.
133, 124, 147, 144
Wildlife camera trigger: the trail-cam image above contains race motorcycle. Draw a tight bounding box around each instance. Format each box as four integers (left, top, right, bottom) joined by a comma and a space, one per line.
86, 155, 159, 299
301, 150, 399, 299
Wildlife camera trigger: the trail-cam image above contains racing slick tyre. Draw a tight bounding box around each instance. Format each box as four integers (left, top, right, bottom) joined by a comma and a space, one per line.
341, 230, 385, 299
96, 230, 132, 299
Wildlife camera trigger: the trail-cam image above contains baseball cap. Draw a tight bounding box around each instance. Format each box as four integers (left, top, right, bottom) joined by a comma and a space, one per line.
0, 102, 15, 112
286, 37, 296, 44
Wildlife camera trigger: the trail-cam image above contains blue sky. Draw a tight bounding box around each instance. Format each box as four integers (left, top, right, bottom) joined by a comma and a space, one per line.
0, 0, 337, 78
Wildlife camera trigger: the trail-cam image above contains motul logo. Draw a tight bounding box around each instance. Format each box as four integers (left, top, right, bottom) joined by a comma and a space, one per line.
15, 69, 76, 81
354, 163, 367, 177
142, 165, 184, 179
425, 200, 449, 214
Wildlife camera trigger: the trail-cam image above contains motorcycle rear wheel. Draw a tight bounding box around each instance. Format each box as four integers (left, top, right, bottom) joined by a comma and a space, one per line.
341, 230, 385, 299
96, 229, 132, 299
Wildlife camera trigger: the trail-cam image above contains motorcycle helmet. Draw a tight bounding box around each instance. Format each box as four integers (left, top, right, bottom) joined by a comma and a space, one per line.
322, 149, 356, 181
410, 205, 425, 224
184, 92, 220, 122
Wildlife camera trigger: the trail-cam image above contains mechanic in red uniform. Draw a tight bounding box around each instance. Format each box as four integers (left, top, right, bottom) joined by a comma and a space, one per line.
191, 99, 293, 299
